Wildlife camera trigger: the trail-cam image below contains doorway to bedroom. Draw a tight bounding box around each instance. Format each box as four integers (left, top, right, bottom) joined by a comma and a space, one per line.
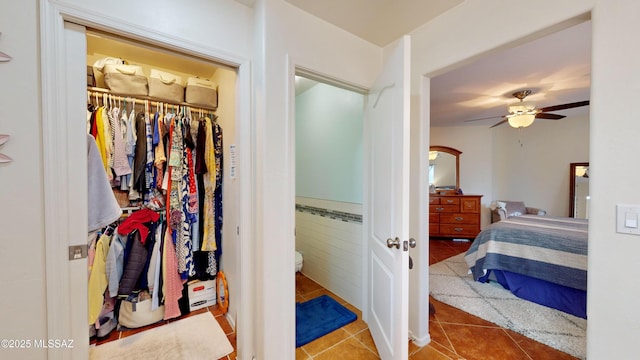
426, 18, 592, 358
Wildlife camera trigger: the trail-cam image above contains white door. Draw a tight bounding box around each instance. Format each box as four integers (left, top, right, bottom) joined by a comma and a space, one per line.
365, 35, 411, 360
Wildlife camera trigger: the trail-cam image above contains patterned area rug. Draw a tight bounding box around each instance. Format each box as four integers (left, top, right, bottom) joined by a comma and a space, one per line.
430, 253, 586, 359
89, 312, 233, 360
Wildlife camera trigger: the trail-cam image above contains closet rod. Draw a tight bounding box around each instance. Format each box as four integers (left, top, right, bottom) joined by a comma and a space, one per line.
87, 86, 217, 112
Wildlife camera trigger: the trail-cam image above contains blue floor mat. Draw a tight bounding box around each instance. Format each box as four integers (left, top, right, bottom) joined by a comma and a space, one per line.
296, 295, 357, 347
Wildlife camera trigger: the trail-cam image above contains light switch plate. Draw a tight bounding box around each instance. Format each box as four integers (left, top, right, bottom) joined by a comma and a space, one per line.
68, 245, 88, 260
616, 205, 640, 235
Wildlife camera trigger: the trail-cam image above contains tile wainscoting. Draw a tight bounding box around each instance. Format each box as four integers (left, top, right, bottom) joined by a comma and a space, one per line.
295, 197, 363, 310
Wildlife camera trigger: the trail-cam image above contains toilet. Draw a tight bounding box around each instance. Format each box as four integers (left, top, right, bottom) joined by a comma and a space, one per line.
295, 251, 303, 273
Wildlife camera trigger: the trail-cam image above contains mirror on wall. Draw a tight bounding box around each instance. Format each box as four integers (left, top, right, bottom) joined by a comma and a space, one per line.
569, 162, 590, 218
429, 146, 461, 192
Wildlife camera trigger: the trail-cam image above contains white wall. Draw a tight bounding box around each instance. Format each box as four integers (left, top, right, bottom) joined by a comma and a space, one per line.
210, 67, 241, 320
492, 114, 589, 217
295, 83, 364, 204
0, 2, 48, 359
66, 0, 255, 61
253, 0, 381, 358
412, 0, 640, 358
588, 2, 640, 358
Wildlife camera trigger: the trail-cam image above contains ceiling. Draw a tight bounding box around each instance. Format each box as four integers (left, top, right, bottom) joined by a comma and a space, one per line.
430, 20, 591, 127
285, 0, 463, 47
284, 1, 591, 128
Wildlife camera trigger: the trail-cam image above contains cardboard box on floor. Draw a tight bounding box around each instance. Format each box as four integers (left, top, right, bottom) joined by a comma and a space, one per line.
187, 279, 217, 311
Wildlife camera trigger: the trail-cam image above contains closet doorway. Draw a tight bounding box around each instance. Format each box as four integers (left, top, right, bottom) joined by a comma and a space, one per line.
44, 18, 252, 358
293, 72, 366, 311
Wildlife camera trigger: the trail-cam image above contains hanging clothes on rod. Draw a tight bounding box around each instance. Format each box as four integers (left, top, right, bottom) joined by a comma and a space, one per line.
86, 85, 225, 330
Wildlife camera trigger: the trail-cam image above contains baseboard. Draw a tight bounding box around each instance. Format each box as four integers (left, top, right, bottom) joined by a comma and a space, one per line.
409, 330, 431, 347
224, 312, 235, 331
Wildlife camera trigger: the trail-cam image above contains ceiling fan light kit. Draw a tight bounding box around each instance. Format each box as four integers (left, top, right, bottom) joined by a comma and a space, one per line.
464, 89, 589, 129
507, 113, 536, 128
506, 90, 537, 128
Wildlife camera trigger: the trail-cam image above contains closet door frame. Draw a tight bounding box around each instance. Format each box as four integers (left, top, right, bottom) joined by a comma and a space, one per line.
40, 2, 254, 359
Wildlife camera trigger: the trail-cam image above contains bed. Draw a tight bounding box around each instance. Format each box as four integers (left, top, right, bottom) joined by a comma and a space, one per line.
465, 214, 588, 318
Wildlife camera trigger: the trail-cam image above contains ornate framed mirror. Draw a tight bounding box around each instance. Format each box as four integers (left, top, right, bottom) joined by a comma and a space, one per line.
569, 162, 589, 218
429, 146, 461, 192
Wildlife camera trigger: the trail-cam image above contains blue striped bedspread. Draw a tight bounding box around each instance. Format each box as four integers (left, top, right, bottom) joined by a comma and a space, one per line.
465, 215, 588, 291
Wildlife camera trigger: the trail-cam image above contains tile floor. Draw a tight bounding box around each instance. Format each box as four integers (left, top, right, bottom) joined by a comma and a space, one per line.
92, 238, 578, 360
426, 239, 578, 360
296, 238, 579, 360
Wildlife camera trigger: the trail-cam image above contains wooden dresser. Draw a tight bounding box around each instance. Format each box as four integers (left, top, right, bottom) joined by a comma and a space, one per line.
429, 194, 483, 239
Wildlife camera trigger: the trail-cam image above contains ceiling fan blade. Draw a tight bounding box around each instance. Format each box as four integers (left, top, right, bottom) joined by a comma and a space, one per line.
490, 119, 508, 128
535, 113, 565, 120
538, 100, 590, 113
463, 115, 505, 122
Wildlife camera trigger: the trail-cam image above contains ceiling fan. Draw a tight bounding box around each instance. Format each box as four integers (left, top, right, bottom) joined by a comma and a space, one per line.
465, 89, 590, 128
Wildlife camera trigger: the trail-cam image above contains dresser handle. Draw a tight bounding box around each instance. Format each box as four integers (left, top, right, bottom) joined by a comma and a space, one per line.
455, 217, 464, 221
454, 228, 463, 232
446, 199, 454, 203
436, 207, 444, 211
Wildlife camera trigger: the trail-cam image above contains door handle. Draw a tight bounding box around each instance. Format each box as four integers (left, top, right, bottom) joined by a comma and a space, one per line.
409, 238, 416, 248
386, 237, 400, 249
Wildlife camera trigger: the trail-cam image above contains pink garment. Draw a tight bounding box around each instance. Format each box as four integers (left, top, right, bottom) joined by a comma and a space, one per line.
162, 227, 184, 320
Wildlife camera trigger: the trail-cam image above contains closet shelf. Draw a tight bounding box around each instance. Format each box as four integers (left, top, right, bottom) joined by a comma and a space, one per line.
87, 86, 217, 112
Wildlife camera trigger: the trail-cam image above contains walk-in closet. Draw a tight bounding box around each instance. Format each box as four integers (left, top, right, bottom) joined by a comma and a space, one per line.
84, 30, 239, 358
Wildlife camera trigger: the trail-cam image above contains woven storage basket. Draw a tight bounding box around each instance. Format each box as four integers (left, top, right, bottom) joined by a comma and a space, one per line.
185, 77, 218, 108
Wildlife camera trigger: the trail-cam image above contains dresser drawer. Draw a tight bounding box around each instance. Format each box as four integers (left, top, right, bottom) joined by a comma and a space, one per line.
440, 213, 479, 225
429, 194, 483, 239
440, 224, 479, 237
430, 204, 459, 213
440, 197, 460, 206
460, 197, 480, 213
